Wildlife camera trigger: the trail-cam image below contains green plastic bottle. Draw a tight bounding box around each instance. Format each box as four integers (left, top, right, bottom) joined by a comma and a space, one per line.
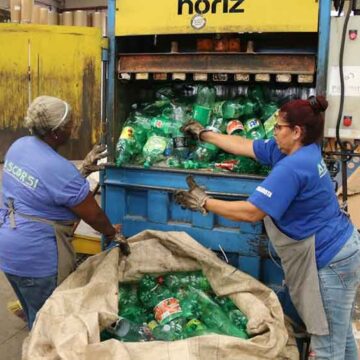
164, 271, 211, 292
228, 309, 248, 329
116, 125, 141, 166
213, 100, 243, 120
153, 294, 183, 324
244, 118, 266, 140
192, 142, 219, 163
141, 279, 183, 325
183, 319, 210, 338
192, 287, 249, 339
192, 86, 216, 126
212, 296, 248, 329
142, 135, 168, 168
180, 293, 202, 319
261, 105, 279, 139
172, 127, 190, 161
151, 318, 186, 341
238, 98, 259, 119
150, 116, 177, 136
191, 115, 225, 163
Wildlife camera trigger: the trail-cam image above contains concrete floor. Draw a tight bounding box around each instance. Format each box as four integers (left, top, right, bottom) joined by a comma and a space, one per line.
0, 272, 28, 360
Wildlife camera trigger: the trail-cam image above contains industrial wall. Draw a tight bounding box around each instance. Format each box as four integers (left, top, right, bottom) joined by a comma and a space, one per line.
0, 24, 102, 160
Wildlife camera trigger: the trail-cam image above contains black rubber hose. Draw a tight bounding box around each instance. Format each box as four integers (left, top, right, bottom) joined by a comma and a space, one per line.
335, 0, 353, 151
335, 0, 354, 211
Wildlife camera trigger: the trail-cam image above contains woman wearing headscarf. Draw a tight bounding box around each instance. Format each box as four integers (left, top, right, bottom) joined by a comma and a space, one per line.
175, 96, 360, 359
0, 96, 125, 329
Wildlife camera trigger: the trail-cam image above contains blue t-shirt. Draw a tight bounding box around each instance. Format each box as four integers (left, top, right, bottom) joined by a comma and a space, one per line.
249, 138, 353, 269
0, 136, 90, 277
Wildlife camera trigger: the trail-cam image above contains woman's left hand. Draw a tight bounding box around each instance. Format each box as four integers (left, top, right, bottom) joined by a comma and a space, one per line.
174, 175, 211, 215
79, 144, 108, 177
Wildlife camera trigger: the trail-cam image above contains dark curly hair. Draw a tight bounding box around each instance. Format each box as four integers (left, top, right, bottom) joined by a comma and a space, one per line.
280, 96, 328, 145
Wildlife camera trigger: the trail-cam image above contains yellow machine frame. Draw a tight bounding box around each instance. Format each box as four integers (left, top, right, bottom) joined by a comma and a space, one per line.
115, 0, 319, 36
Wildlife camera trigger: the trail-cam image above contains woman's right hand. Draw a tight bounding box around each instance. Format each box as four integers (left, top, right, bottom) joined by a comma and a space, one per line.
181, 120, 208, 140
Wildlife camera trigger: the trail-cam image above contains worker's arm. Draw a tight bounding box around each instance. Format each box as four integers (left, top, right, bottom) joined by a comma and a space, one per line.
174, 175, 266, 222
181, 120, 255, 159
70, 192, 116, 239
204, 198, 266, 222
201, 131, 255, 159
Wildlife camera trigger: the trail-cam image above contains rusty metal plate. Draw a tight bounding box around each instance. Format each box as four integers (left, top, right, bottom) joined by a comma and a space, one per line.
118, 53, 316, 75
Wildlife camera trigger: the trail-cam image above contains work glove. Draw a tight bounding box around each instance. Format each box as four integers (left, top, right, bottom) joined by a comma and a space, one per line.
174, 175, 211, 215
79, 144, 108, 178
181, 120, 210, 141
104, 224, 131, 256
114, 233, 131, 256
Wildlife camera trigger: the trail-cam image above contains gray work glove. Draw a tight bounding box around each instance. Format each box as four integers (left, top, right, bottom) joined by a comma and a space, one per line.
174, 175, 211, 215
79, 144, 108, 177
181, 120, 210, 141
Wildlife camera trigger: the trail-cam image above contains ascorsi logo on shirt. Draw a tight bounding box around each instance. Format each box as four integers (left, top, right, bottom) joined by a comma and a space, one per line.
4, 160, 39, 190
318, 159, 328, 178
256, 186, 272, 198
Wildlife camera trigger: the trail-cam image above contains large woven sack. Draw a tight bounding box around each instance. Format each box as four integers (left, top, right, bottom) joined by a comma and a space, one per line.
23, 230, 299, 360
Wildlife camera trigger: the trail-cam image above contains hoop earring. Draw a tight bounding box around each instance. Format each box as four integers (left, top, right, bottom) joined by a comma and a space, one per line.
53, 133, 58, 140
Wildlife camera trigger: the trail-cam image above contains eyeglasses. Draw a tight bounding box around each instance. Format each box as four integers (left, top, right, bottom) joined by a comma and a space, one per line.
274, 123, 292, 132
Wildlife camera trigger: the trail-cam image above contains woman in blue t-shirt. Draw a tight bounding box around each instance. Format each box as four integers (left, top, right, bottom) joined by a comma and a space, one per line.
0, 96, 127, 330
176, 96, 360, 360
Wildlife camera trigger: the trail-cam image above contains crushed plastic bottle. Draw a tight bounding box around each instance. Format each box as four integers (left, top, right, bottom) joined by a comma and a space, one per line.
151, 317, 186, 341
142, 135, 168, 168
192, 85, 216, 126
262, 106, 279, 139
172, 127, 189, 161
183, 319, 210, 338
164, 271, 211, 292
213, 100, 243, 119
192, 142, 219, 163
106, 317, 154, 342
191, 287, 249, 339
150, 116, 177, 136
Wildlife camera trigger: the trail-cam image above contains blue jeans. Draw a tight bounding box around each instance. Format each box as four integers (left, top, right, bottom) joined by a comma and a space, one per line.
5, 273, 57, 330
311, 228, 360, 359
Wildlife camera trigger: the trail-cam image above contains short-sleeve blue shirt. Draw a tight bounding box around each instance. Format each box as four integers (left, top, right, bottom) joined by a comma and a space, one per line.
0, 136, 90, 277
249, 138, 353, 268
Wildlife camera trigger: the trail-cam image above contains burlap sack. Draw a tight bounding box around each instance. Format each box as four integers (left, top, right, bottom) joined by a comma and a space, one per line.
22, 230, 299, 360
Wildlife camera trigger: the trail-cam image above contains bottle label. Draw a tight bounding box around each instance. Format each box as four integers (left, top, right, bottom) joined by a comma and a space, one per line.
120, 126, 134, 139
154, 297, 182, 324
173, 136, 188, 149
263, 110, 279, 137
153, 119, 165, 129
213, 101, 226, 117
214, 160, 238, 171
147, 320, 158, 331
244, 118, 261, 132
184, 319, 205, 332
226, 120, 244, 135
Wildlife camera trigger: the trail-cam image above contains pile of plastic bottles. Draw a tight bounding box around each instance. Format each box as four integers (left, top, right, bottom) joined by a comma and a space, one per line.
115, 84, 279, 175
101, 271, 249, 342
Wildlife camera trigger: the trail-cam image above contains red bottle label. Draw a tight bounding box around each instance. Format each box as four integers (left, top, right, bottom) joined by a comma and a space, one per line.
226, 120, 244, 135
154, 297, 182, 324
